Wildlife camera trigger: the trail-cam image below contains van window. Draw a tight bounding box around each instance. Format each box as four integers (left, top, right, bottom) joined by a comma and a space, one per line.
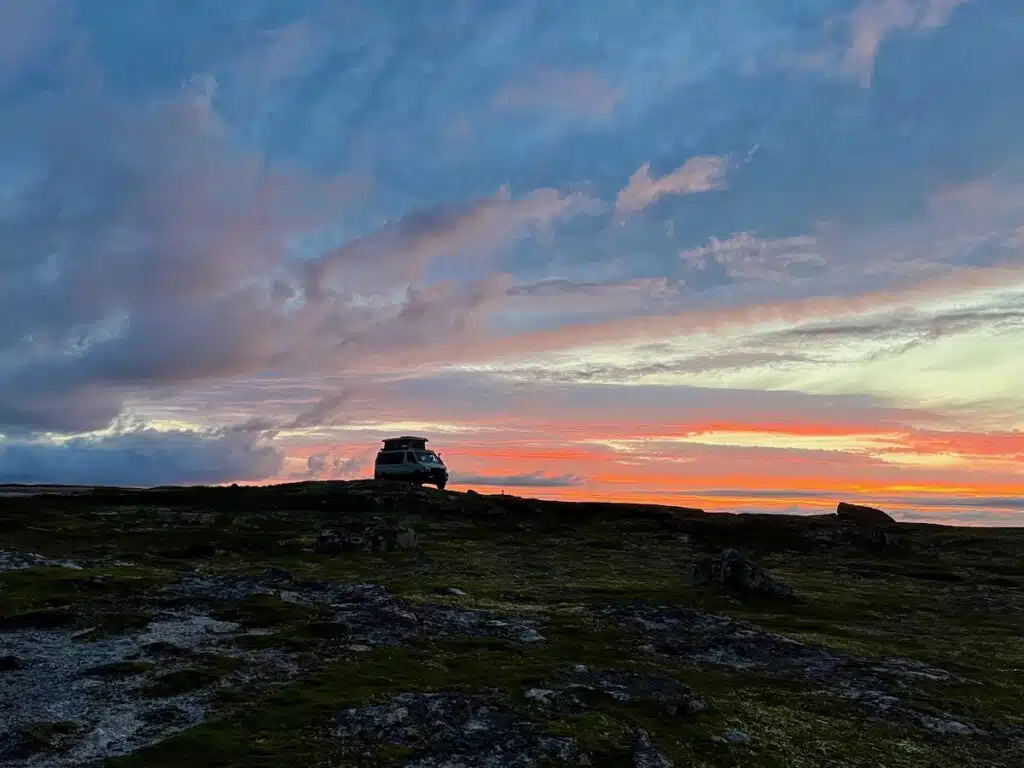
375, 452, 403, 465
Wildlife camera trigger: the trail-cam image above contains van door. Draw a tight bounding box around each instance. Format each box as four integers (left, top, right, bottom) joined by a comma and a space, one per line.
404, 451, 419, 480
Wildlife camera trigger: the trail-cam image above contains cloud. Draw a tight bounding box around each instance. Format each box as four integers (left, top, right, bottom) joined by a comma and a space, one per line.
390, 263, 1024, 372
0, 426, 283, 487
451, 471, 586, 488
846, 0, 972, 86
0, 0, 66, 81
0, 59, 590, 436
792, 0, 974, 87
615, 155, 728, 218
302, 185, 595, 299
228, 22, 315, 93
679, 232, 825, 283
230, 391, 355, 436
493, 70, 624, 118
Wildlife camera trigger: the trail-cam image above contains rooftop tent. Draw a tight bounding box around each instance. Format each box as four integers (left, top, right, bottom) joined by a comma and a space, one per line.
381, 436, 428, 451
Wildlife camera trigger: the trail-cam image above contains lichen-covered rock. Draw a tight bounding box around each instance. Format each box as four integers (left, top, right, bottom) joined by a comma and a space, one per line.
434, 586, 467, 597
836, 502, 895, 526
334, 692, 586, 766
692, 548, 794, 599
631, 728, 673, 767
852, 526, 903, 550
314, 525, 419, 554
0, 550, 83, 572
602, 601, 985, 737
524, 667, 707, 720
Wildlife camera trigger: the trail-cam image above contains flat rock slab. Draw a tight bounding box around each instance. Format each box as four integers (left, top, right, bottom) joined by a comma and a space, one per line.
162, 574, 547, 647
335, 690, 676, 767
0, 611, 297, 767
600, 601, 984, 736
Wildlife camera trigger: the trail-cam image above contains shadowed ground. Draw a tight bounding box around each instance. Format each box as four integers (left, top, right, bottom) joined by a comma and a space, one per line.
0, 480, 1021, 767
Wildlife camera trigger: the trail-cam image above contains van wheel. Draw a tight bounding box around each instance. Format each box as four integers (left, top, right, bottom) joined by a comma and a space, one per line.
436, 480, 447, 491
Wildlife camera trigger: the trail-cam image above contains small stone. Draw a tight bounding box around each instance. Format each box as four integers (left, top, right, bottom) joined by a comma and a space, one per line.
722, 729, 750, 745
263, 567, 293, 582
435, 587, 467, 597
525, 688, 556, 704
632, 728, 674, 767
917, 713, 979, 736
0, 654, 22, 671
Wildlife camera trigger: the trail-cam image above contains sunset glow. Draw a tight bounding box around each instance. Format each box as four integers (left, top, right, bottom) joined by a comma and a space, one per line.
1, 0, 1021, 525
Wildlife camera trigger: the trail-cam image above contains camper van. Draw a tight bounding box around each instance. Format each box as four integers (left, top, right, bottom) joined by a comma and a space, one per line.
373, 436, 449, 490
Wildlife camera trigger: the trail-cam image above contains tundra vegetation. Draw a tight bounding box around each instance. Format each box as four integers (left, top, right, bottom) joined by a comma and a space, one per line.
0, 481, 1021, 767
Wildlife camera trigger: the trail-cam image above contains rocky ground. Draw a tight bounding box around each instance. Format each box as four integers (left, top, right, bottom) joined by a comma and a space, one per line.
1, 481, 1021, 767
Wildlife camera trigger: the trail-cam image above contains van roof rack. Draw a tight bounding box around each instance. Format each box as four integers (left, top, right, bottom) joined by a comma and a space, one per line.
380, 436, 429, 450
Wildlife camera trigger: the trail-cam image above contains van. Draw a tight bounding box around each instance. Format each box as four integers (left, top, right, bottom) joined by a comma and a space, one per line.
373, 436, 449, 490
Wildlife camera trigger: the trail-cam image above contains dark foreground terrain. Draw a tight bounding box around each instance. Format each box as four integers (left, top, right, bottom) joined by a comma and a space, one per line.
1, 482, 1021, 767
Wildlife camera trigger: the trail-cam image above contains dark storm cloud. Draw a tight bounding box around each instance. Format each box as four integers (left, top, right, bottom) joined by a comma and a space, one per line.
0, 426, 283, 487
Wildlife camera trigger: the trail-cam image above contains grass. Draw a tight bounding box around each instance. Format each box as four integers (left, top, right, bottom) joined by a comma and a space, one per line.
1, 480, 1021, 767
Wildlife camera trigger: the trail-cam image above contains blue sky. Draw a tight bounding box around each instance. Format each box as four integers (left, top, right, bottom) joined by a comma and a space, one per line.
0, 0, 1022, 524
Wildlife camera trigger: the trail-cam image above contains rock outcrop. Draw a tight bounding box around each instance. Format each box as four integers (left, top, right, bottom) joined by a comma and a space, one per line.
314, 524, 418, 554
692, 548, 794, 599
836, 501, 895, 526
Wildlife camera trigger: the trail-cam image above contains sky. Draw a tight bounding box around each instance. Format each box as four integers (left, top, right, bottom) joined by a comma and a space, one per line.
1, 0, 1022, 525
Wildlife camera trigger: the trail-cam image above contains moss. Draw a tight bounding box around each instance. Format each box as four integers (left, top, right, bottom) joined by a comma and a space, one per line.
211, 594, 319, 628
2, 482, 1021, 767
0, 653, 22, 671
0, 607, 77, 630
142, 668, 224, 698
141, 654, 244, 698
542, 712, 634, 761
91, 610, 155, 636
84, 660, 155, 679
19, 720, 80, 753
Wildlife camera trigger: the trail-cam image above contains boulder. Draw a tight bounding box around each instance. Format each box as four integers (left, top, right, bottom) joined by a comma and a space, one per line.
853, 527, 903, 550
632, 729, 674, 768
314, 525, 418, 554
692, 548, 794, 599
836, 502, 895, 526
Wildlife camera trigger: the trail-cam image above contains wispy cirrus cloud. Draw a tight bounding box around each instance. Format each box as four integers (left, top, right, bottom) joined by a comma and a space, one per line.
615, 155, 729, 218
303, 184, 597, 299
679, 232, 826, 283
789, 0, 975, 87
493, 70, 624, 119
843, 0, 972, 86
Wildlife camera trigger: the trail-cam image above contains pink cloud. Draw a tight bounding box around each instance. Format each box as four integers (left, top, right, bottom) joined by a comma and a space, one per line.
615, 156, 729, 218
303, 185, 596, 299
366, 264, 1024, 372
843, 0, 973, 86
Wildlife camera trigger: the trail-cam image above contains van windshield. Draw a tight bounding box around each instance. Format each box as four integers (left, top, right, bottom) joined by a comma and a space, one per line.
416, 451, 442, 464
